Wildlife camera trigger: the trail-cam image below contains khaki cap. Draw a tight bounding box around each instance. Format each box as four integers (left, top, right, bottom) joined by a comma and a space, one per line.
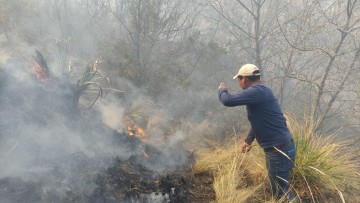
233, 64, 260, 79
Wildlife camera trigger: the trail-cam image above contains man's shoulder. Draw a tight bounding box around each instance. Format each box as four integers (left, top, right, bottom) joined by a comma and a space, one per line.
256, 81, 268, 87
249, 82, 277, 100
250, 82, 271, 91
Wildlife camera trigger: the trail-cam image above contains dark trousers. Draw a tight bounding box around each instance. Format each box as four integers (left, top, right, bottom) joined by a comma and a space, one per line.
265, 139, 296, 201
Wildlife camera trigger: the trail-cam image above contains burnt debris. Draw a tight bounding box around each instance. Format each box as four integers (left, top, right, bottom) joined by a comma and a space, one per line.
0, 53, 215, 202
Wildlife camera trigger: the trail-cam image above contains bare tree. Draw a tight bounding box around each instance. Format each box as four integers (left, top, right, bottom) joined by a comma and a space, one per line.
279, 0, 360, 132
86, 0, 199, 87
207, 0, 289, 80
207, 0, 360, 135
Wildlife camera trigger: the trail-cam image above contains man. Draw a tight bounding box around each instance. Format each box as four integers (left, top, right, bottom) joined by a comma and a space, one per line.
218, 64, 296, 201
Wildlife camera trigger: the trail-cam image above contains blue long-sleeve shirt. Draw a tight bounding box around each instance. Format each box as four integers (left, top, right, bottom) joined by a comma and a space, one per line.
218, 82, 292, 148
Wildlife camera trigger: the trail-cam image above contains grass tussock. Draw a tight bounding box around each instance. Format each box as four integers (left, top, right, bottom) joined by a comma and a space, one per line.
192, 138, 267, 203
192, 114, 360, 203
286, 115, 360, 202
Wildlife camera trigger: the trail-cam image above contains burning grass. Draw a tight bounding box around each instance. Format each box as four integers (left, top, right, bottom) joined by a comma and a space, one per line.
93, 122, 216, 202
0, 57, 216, 202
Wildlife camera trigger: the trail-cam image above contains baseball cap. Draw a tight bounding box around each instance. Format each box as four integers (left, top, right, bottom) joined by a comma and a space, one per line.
233, 64, 260, 79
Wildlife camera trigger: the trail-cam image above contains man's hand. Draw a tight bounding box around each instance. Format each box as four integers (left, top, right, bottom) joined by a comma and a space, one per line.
241, 142, 252, 153
218, 82, 226, 90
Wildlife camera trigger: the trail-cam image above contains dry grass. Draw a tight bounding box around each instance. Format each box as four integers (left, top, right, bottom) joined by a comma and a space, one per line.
192, 114, 360, 203
286, 115, 360, 202
192, 138, 268, 203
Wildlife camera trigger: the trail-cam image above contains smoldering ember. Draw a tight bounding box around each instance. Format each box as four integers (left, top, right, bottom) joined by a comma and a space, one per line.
0, 51, 214, 203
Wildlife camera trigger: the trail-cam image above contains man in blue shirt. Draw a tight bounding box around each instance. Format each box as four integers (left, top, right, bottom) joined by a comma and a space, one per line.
218, 64, 296, 202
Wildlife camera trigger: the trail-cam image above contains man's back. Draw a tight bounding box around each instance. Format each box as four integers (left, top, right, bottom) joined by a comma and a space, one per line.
218, 82, 291, 148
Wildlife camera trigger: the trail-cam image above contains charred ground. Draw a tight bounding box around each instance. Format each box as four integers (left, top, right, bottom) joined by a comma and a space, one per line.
0, 59, 215, 202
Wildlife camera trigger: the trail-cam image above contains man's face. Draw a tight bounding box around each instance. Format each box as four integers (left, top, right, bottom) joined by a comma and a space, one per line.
238, 76, 248, 90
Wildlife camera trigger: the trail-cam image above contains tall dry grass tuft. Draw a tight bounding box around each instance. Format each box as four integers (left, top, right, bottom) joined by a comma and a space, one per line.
192, 137, 267, 203
192, 114, 359, 202
286, 114, 360, 202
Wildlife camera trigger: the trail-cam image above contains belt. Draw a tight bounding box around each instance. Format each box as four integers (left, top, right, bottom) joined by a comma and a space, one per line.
264, 139, 292, 152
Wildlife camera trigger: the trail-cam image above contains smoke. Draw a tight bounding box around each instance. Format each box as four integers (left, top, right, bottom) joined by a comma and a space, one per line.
98, 102, 125, 131
0, 56, 141, 200
0, 51, 222, 201
0, 1, 243, 201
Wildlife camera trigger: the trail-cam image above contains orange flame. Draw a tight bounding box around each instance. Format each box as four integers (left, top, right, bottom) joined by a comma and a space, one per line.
127, 125, 148, 142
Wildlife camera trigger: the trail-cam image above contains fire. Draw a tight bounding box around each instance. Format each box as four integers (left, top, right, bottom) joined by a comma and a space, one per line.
126, 125, 148, 142
123, 117, 150, 158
